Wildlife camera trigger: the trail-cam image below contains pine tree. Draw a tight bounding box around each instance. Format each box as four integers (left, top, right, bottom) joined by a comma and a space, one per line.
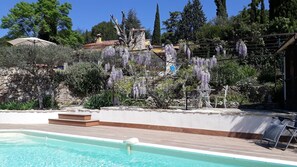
163, 11, 182, 44
152, 4, 161, 45
180, 0, 206, 41
214, 0, 228, 19
125, 9, 141, 31
180, 0, 192, 40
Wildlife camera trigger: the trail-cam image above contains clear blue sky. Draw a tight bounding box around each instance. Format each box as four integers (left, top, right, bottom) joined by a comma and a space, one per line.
0, 0, 269, 37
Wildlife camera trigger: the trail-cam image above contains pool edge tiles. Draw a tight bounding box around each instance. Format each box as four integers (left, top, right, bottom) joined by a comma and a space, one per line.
0, 129, 124, 150
132, 143, 297, 167
0, 129, 296, 167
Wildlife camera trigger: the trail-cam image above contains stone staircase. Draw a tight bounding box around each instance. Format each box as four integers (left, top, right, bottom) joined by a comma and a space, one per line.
49, 113, 99, 127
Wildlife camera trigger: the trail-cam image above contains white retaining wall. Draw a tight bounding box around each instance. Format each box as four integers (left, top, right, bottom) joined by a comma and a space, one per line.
0, 108, 291, 134
0, 112, 59, 124
95, 107, 288, 134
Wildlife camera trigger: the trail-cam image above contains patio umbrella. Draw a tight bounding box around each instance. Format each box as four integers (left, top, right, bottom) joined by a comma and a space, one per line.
7, 37, 56, 46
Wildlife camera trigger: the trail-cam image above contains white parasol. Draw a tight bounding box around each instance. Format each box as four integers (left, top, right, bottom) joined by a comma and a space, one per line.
8, 37, 56, 46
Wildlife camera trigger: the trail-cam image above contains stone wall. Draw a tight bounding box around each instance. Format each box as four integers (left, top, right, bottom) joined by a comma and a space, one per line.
0, 68, 82, 106
55, 82, 83, 106
0, 68, 36, 102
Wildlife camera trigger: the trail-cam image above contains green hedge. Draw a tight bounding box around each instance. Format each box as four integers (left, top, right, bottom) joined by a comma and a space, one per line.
84, 91, 113, 109
0, 96, 58, 110
0, 101, 38, 110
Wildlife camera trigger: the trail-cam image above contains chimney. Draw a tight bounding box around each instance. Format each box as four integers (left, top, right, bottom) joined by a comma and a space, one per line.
96, 33, 102, 43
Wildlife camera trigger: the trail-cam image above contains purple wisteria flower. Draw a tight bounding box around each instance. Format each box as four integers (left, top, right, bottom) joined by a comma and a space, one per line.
192, 55, 217, 93
183, 44, 187, 54
107, 66, 124, 88
136, 54, 144, 65
215, 45, 221, 55
186, 47, 191, 60
236, 40, 248, 57
122, 49, 130, 68
104, 63, 111, 72
183, 44, 191, 60
135, 52, 151, 66
193, 65, 202, 78
209, 55, 217, 69
133, 78, 147, 99
107, 78, 113, 88
102, 46, 115, 58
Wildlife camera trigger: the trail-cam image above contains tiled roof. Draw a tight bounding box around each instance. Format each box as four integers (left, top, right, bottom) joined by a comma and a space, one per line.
83, 40, 119, 50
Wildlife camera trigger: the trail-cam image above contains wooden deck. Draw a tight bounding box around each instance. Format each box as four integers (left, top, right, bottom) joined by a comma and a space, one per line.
0, 124, 296, 162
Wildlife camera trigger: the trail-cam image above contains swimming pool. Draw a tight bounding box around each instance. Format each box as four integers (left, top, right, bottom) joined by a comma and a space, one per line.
0, 130, 296, 167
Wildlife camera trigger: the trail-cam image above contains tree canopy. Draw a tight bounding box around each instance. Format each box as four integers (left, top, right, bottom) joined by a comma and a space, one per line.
1, 2, 38, 37
269, 0, 297, 21
1, 0, 83, 48
163, 0, 206, 43
91, 21, 117, 41
180, 0, 206, 41
125, 9, 142, 31
163, 11, 182, 44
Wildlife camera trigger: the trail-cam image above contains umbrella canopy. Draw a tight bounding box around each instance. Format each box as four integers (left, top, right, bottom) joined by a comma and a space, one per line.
8, 37, 56, 46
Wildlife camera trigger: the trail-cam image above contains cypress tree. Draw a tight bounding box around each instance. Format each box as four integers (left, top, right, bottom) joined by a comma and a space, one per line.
214, 0, 228, 19
260, 0, 265, 23
152, 4, 161, 45
250, 0, 257, 23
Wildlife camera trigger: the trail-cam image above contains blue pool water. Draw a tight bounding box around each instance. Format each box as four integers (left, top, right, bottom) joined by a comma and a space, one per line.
0, 131, 296, 167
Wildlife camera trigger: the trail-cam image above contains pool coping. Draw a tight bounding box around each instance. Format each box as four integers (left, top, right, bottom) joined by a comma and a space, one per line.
0, 129, 296, 166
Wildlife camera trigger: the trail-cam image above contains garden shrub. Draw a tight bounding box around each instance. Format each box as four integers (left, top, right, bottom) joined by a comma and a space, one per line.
258, 65, 275, 83
212, 61, 257, 86
43, 96, 58, 109
0, 96, 57, 110
146, 78, 180, 109
0, 100, 38, 110
114, 78, 133, 98
84, 91, 113, 109
65, 62, 107, 96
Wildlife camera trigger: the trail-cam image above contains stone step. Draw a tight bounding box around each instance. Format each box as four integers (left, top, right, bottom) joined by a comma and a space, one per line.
58, 113, 91, 120
49, 119, 99, 127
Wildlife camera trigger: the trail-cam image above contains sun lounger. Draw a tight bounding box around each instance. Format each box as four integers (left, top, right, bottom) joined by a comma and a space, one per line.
283, 120, 297, 150
261, 121, 287, 148
261, 116, 297, 150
